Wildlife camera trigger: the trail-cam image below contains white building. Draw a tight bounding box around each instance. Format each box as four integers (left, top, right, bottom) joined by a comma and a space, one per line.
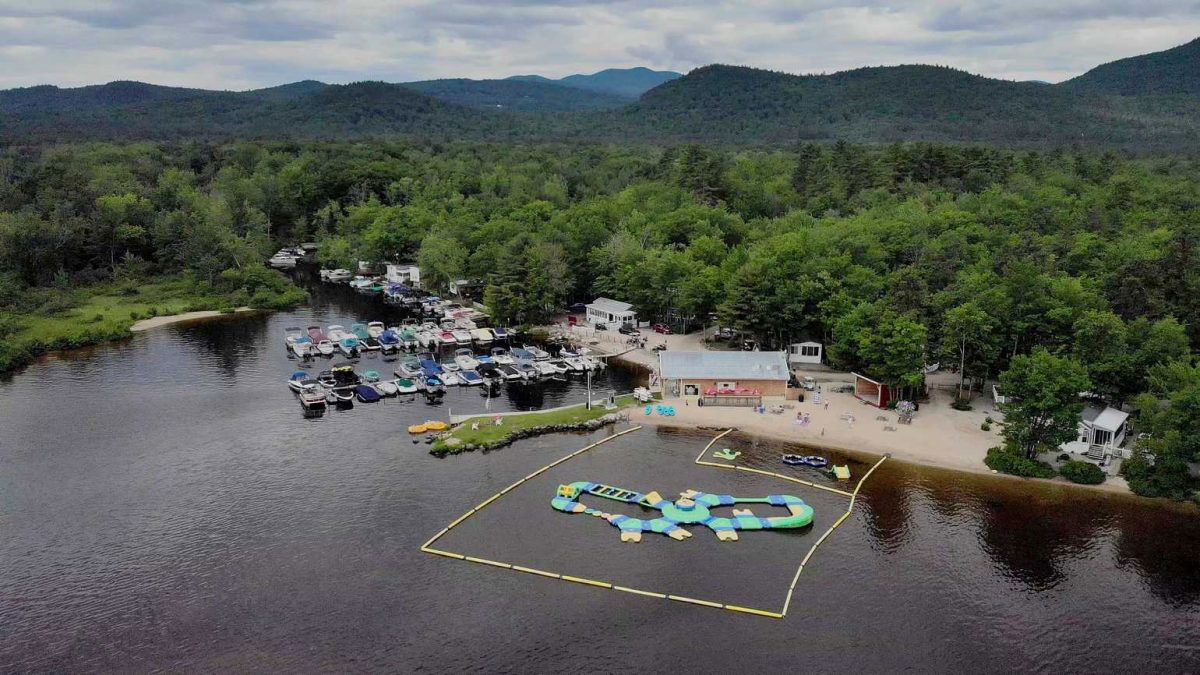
385, 263, 421, 288
787, 341, 823, 365
1060, 405, 1129, 460
585, 297, 636, 329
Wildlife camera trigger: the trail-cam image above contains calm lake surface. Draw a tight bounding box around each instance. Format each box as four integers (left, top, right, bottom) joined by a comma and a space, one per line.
2, 288, 1198, 672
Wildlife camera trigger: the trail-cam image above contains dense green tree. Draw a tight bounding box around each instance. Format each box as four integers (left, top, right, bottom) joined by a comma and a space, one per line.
999, 350, 1091, 458
942, 301, 997, 400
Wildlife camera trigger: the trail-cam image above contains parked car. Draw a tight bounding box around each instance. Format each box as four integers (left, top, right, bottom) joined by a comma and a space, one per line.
619, 323, 640, 335
651, 343, 668, 352
651, 323, 672, 334
566, 302, 586, 313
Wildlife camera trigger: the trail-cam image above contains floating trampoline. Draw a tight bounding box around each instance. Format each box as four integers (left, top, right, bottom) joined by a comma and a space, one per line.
713, 448, 741, 460
408, 424, 428, 434
424, 420, 448, 431
551, 481, 814, 543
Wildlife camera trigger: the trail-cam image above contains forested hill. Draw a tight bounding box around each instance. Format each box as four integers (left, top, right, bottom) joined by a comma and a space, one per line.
1, 40, 1198, 148
603, 64, 1105, 145
399, 78, 629, 112
1065, 37, 1200, 96
507, 67, 682, 97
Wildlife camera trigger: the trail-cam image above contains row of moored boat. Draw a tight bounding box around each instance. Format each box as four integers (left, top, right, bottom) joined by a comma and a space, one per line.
284, 320, 517, 359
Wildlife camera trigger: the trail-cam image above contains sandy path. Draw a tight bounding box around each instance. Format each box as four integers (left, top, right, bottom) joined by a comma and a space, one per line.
130, 307, 255, 332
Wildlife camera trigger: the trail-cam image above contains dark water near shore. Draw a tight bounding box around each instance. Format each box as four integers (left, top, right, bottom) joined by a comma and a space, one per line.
2, 289, 1199, 672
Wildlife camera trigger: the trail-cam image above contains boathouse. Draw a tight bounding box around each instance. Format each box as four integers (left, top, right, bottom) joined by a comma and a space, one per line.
659, 351, 790, 406
585, 297, 637, 329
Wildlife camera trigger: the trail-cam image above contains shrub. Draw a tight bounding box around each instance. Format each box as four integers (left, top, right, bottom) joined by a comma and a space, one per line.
980, 421, 991, 431
1056, 453, 1071, 462
984, 446, 1056, 478
147, 306, 158, 317
951, 397, 973, 411
89, 313, 104, 323
1059, 460, 1106, 485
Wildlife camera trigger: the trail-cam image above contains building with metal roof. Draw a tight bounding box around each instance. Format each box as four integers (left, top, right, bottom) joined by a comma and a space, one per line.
586, 297, 637, 329
658, 351, 791, 406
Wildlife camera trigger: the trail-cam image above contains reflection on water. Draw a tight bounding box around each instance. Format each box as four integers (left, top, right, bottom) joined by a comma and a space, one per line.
1, 290, 1198, 671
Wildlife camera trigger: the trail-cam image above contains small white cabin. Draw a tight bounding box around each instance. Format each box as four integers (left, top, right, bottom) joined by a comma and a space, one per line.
787, 341, 823, 365
1061, 405, 1129, 459
385, 263, 421, 288
586, 297, 636, 329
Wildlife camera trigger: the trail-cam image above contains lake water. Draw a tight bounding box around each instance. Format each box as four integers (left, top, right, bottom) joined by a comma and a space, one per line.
2, 290, 1198, 672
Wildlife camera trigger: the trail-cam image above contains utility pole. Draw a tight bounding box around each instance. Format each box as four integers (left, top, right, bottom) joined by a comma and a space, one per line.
586, 365, 593, 409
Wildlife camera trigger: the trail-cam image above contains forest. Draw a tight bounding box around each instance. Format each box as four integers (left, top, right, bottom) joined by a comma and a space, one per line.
1, 139, 1198, 499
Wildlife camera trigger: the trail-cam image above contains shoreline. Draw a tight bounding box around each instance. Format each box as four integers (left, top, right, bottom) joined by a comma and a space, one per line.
628, 396, 1142, 497
130, 307, 257, 332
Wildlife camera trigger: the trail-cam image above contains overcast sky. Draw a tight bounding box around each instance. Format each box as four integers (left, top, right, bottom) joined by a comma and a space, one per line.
0, 0, 1198, 90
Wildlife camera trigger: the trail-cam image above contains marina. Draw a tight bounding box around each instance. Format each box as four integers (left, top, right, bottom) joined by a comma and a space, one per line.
2, 293, 1199, 671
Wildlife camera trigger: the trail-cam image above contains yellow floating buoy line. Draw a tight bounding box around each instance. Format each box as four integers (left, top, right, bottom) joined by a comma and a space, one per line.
418, 425, 886, 620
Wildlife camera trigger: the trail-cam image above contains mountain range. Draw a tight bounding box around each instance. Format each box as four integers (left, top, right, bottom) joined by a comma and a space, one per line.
0, 43, 1197, 149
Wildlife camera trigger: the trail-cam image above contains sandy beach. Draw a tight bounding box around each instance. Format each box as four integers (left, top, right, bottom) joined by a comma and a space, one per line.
130, 308, 255, 332
634, 384, 1132, 493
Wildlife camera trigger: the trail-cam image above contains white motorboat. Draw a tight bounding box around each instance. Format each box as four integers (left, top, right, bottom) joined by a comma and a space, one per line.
326, 268, 352, 282
496, 363, 523, 381
458, 370, 483, 386
284, 326, 304, 349
470, 327, 494, 344
547, 360, 570, 374
288, 370, 320, 392
440, 370, 462, 386
452, 328, 472, 345
394, 378, 418, 394
327, 325, 351, 342
454, 348, 479, 370
490, 347, 515, 365
291, 336, 314, 358
524, 344, 550, 360
373, 380, 398, 396
367, 321, 386, 339
562, 357, 587, 372
535, 361, 558, 377
315, 339, 335, 356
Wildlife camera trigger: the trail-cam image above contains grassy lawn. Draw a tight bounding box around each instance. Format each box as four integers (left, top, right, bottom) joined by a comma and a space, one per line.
1, 277, 262, 373
434, 394, 642, 452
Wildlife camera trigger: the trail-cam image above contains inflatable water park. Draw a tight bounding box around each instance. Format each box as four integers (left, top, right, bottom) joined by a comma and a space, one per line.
551, 481, 814, 542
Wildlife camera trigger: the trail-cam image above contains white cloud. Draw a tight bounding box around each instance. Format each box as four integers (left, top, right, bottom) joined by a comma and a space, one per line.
0, 0, 1196, 88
